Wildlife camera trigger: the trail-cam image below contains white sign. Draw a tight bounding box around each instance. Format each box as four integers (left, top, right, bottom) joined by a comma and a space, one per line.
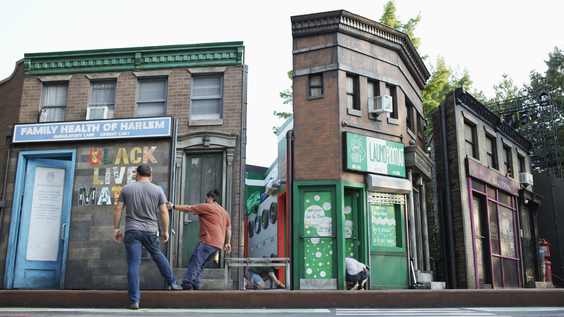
26, 167, 65, 261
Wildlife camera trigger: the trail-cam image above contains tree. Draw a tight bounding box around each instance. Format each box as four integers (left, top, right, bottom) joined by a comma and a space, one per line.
491, 73, 524, 103
273, 71, 293, 134
380, 1, 422, 50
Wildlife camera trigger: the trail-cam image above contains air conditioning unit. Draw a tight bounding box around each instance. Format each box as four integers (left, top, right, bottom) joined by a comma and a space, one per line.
368, 95, 393, 114
86, 106, 108, 120
519, 172, 534, 187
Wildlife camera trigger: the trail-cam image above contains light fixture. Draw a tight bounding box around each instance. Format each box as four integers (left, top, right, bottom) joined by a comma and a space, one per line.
202, 133, 210, 147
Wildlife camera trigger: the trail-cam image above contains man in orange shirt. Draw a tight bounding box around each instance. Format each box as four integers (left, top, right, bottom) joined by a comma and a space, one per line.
167, 188, 231, 290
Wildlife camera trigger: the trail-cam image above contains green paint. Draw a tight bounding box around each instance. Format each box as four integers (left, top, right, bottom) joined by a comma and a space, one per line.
345, 132, 405, 177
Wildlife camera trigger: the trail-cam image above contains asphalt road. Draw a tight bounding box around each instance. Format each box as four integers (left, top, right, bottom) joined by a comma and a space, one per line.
0, 307, 563, 317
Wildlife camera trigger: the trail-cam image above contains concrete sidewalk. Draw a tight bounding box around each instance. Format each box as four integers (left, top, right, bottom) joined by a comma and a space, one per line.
0, 289, 562, 309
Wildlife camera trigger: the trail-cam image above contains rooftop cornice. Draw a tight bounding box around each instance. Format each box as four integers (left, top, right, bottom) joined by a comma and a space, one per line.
453, 88, 533, 152
291, 10, 430, 89
23, 42, 244, 77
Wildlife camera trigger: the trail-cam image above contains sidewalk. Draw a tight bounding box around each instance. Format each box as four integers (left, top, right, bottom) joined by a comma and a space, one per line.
0, 289, 562, 309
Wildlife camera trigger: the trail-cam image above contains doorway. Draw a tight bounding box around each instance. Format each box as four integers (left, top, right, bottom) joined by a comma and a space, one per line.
181, 153, 223, 268
5, 151, 76, 289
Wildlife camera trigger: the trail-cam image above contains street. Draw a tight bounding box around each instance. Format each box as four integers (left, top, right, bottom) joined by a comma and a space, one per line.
0, 307, 563, 317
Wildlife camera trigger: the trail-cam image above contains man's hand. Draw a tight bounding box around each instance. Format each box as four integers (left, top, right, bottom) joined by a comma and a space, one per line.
160, 231, 169, 243
114, 230, 123, 243
166, 202, 173, 211
224, 243, 232, 253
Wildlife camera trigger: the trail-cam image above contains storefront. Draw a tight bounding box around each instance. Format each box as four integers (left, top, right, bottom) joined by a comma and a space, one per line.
3, 117, 174, 289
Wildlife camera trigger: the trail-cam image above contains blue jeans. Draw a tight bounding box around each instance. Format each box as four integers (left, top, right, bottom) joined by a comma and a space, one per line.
182, 241, 220, 289
124, 230, 177, 303
346, 267, 370, 282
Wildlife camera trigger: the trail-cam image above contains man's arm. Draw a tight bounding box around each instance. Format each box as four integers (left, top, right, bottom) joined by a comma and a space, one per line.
113, 201, 125, 243
224, 226, 232, 253
166, 202, 192, 213
159, 204, 170, 243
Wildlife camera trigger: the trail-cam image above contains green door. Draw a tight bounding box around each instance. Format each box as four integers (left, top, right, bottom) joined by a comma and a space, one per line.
368, 193, 408, 289
344, 190, 360, 259
182, 153, 222, 268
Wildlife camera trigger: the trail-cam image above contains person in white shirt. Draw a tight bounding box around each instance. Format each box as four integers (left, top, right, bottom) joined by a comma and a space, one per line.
345, 257, 370, 290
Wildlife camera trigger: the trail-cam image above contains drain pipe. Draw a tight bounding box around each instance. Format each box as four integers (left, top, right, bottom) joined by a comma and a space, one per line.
286, 129, 294, 289
439, 103, 457, 289
238, 64, 249, 290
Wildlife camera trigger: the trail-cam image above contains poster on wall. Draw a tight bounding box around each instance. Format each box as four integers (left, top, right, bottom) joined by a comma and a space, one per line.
370, 203, 397, 249
27, 167, 65, 261
500, 206, 516, 258
302, 191, 334, 279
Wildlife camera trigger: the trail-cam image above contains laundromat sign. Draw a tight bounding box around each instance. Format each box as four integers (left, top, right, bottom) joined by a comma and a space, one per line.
346, 132, 405, 177
12, 117, 172, 143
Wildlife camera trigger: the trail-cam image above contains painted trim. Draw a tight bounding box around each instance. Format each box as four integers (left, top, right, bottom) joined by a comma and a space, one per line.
24, 42, 244, 76
4, 150, 76, 289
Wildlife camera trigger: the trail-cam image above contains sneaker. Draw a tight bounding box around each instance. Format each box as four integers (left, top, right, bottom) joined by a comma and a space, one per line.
128, 302, 139, 310
181, 283, 193, 290
170, 283, 182, 290
350, 283, 359, 290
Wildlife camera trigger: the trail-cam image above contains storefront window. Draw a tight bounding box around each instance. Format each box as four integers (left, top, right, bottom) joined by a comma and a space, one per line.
499, 206, 516, 258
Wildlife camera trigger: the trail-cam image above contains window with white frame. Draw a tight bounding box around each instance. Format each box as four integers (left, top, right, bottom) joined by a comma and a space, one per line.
88, 81, 116, 120
190, 75, 223, 120
135, 79, 167, 117
41, 83, 68, 122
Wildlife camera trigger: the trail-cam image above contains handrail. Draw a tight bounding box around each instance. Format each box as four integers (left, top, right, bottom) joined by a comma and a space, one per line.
224, 257, 290, 290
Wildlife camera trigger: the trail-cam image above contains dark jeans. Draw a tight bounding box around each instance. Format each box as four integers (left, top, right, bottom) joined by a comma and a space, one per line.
182, 241, 220, 289
124, 230, 177, 303
346, 267, 370, 282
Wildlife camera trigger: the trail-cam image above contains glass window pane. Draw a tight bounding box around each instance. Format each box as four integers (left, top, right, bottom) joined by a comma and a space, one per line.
472, 180, 485, 192
493, 256, 503, 287
499, 206, 516, 258
311, 87, 322, 97
464, 124, 473, 141
90, 82, 116, 105
135, 102, 166, 117
473, 197, 482, 236
203, 157, 216, 195
310, 75, 321, 86
191, 99, 221, 120
42, 84, 68, 107
46, 107, 66, 122
138, 80, 166, 101
346, 77, 354, 93
193, 77, 222, 98
498, 191, 512, 207
503, 259, 519, 287
189, 158, 202, 205
489, 201, 500, 255
487, 187, 496, 200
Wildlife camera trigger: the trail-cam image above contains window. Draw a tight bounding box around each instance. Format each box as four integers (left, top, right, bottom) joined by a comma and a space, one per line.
385, 85, 398, 119
464, 122, 478, 159
135, 79, 167, 117
503, 146, 513, 177
190, 75, 223, 120
41, 84, 68, 122
406, 99, 414, 132
88, 81, 116, 119
418, 115, 425, 140
346, 75, 359, 110
486, 135, 498, 169
309, 74, 323, 98
517, 155, 525, 173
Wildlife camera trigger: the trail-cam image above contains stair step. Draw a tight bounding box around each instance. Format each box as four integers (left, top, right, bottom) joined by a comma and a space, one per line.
172, 268, 232, 290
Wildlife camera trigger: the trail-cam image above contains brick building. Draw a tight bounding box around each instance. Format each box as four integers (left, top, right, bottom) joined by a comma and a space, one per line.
286, 10, 434, 290
430, 88, 544, 288
0, 42, 247, 290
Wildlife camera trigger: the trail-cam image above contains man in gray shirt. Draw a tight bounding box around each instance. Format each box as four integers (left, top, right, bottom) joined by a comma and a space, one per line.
113, 164, 181, 310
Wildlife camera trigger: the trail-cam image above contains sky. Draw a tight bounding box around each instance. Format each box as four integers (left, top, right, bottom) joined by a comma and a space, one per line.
1, 0, 562, 167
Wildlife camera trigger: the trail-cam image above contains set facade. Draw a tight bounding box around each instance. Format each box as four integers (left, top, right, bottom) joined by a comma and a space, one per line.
430, 88, 543, 289
0, 42, 247, 290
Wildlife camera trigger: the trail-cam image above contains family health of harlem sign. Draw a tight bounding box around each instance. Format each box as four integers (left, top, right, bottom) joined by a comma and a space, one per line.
12, 117, 172, 206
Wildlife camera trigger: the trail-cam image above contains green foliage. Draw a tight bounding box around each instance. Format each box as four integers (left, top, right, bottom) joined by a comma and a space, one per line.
274, 70, 294, 135
380, 1, 422, 50
490, 73, 525, 103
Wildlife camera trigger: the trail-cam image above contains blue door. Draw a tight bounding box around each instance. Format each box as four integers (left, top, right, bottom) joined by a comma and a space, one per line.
13, 158, 73, 289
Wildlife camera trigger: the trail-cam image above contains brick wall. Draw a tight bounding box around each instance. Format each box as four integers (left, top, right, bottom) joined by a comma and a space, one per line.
0, 62, 24, 178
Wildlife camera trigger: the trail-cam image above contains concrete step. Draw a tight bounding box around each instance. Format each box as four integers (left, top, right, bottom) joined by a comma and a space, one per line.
172, 268, 232, 290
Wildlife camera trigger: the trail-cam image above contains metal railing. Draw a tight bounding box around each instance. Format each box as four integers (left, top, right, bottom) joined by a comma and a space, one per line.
224, 257, 290, 290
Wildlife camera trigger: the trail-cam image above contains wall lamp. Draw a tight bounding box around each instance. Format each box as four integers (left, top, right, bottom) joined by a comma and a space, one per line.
202, 133, 210, 147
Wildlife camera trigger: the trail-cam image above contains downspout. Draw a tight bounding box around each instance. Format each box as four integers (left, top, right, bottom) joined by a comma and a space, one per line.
168, 118, 178, 266
286, 129, 294, 289
439, 103, 457, 289
238, 63, 248, 290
